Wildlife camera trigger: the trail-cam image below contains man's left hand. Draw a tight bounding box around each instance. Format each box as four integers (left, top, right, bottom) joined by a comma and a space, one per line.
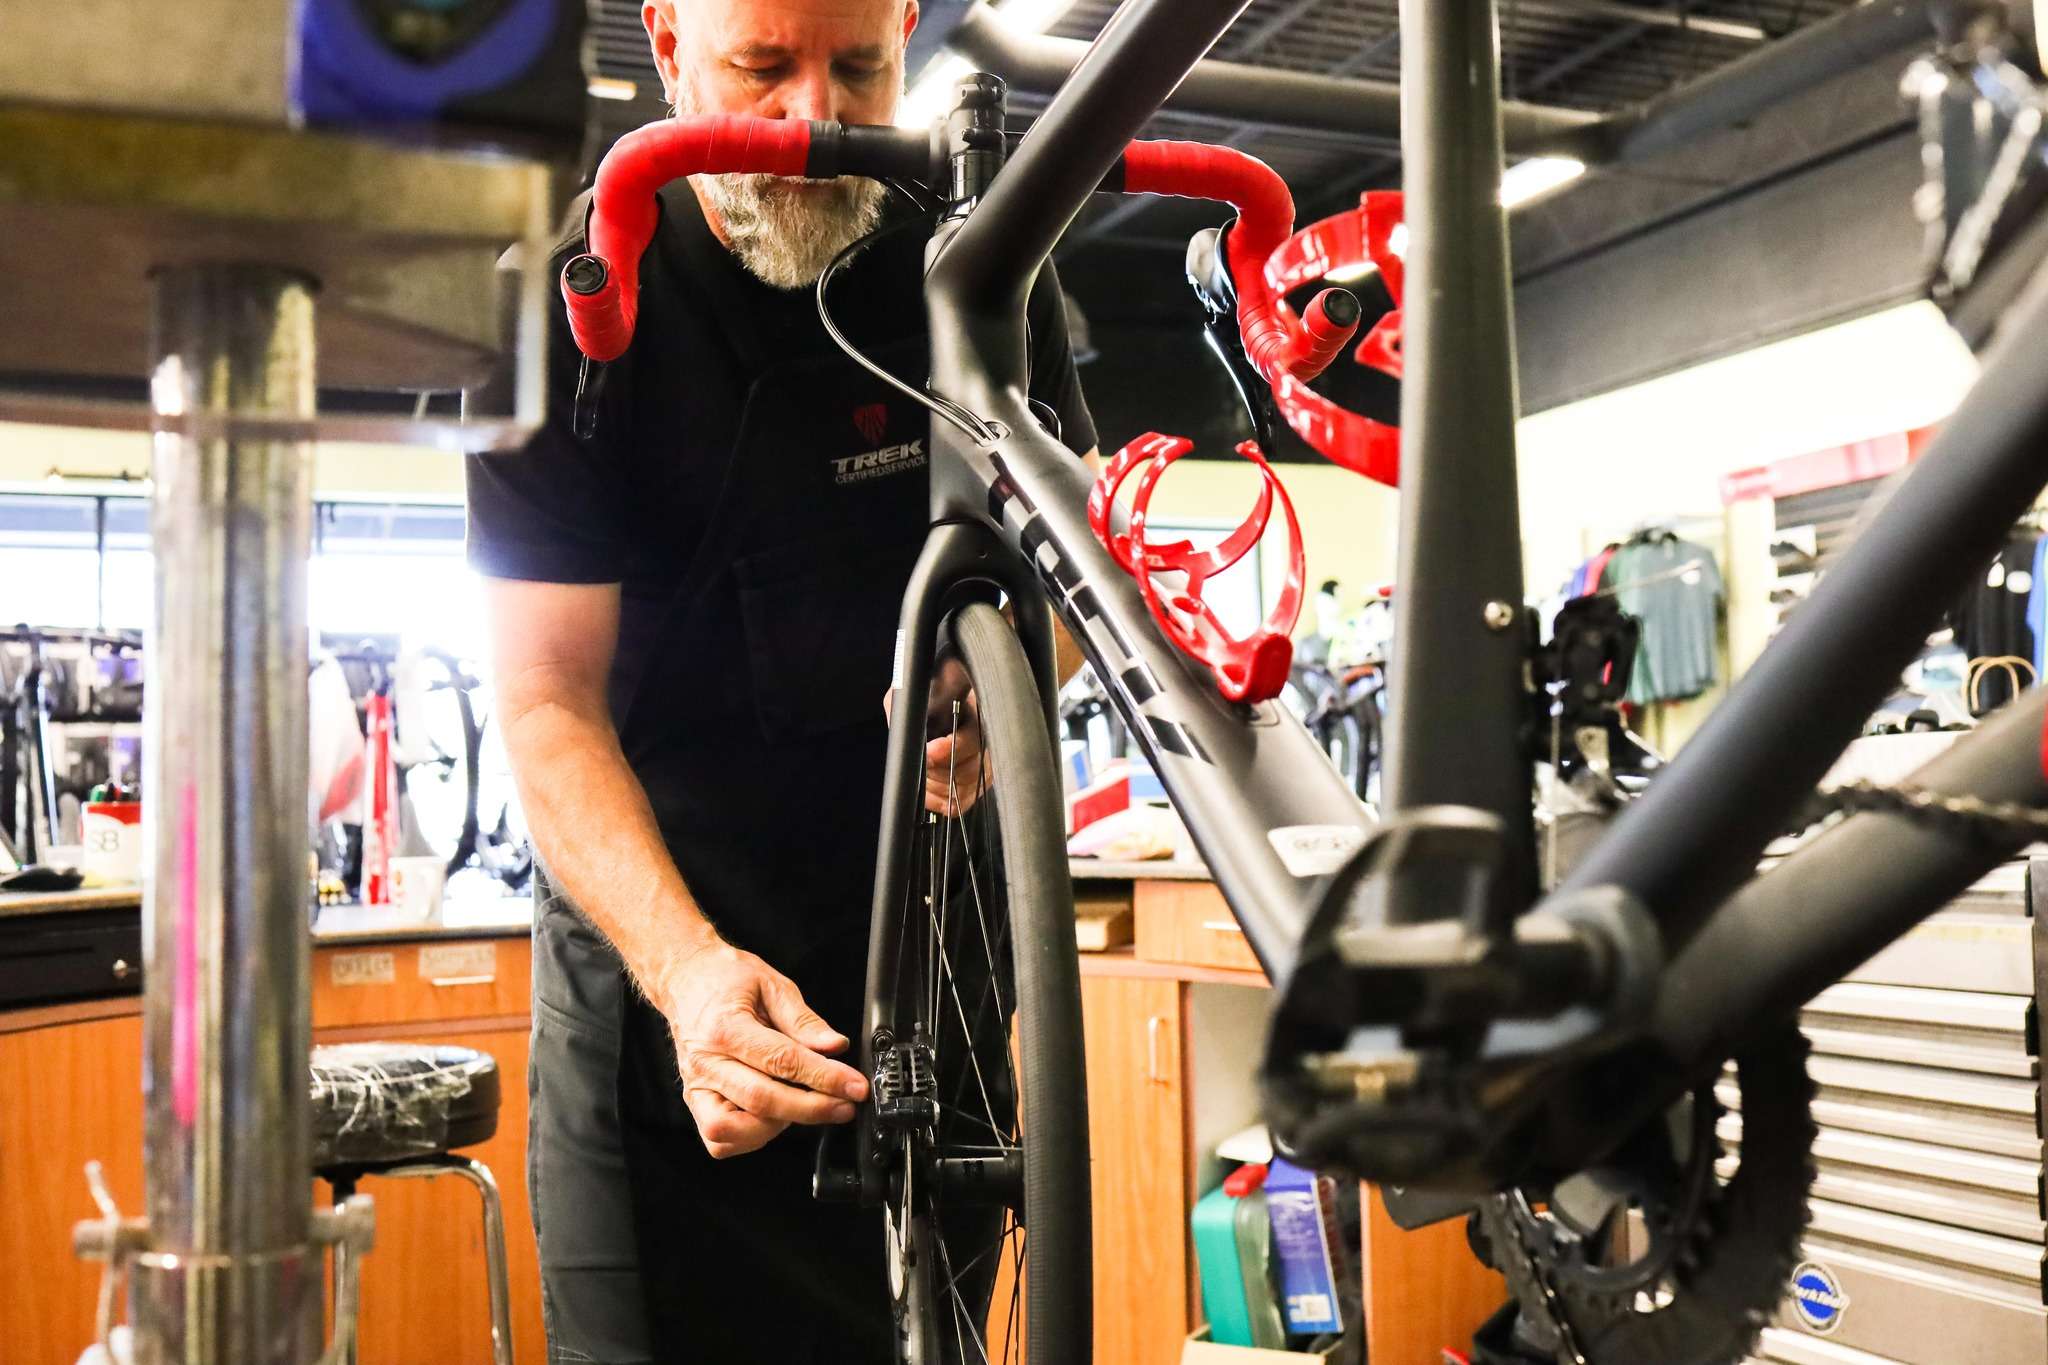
884, 656, 987, 817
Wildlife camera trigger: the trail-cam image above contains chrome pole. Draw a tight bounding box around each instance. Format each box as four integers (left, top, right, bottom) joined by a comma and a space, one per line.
135, 264, 319, 1364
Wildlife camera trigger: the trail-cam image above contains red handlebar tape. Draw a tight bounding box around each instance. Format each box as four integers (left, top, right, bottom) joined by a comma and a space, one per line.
1261, 191, 1407, 486
564, 116, 814, 362
1119, 140, 1360, 389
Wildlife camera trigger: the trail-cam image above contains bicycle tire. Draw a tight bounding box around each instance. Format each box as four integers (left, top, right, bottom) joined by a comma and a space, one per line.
884, 601, 1091, 1365
445, 680, 482, 876
430, 649, 483, 878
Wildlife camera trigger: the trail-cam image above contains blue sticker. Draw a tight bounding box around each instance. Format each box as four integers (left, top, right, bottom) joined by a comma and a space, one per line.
1790, 1260, 1849, 1334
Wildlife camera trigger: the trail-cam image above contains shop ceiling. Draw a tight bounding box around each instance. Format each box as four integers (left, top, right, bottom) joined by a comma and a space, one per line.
589, 0, 1864, 247
588, 2, 1936, 433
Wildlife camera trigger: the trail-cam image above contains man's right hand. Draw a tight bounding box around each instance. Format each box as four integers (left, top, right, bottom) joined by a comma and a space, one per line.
657, 938, 871, 1159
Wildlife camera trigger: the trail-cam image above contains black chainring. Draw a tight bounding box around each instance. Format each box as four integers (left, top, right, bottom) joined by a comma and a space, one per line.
1499, 1026, 1817, 1365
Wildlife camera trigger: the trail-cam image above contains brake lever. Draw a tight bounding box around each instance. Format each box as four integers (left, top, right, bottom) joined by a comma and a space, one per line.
1187, 225, 1279, 452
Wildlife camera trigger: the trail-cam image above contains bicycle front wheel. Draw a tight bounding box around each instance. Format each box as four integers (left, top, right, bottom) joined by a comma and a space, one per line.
882, 602, 1091, 1365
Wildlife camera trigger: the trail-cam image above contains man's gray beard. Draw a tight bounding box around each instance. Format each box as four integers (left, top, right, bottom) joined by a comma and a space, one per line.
691, 170, 884, 289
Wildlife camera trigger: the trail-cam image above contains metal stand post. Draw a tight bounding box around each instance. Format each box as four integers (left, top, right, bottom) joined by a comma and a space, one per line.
132, 264, 320, 1363
1383, 0, 1537, 920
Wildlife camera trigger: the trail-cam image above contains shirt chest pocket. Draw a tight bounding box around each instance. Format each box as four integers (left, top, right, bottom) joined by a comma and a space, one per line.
732, 527, 921, 747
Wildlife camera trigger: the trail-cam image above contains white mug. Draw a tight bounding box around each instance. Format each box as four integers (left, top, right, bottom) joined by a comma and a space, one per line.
81, 803, 143, 883
388, 855, 447, 923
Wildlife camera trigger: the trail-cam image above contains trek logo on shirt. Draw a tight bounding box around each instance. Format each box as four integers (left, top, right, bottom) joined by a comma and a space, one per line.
831, 439, 926, 485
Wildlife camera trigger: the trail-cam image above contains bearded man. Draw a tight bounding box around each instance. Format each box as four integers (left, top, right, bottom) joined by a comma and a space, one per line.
463, 1, 1097, 1359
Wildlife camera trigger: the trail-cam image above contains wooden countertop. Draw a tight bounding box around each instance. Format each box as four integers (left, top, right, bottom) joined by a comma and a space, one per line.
0, 882, 531, 943
1076, 945, 1266, 988
1069, 858, 1211, 882
312, 897, 534, 943
0, 883, 142, 917
0, 860, 1207, 925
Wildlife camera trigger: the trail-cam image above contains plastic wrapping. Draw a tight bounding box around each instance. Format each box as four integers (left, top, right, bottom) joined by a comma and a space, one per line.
309, 1043, 492, 1167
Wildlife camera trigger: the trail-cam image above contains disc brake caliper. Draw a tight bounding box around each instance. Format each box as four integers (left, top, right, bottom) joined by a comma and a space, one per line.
872, 1027, 940, 1133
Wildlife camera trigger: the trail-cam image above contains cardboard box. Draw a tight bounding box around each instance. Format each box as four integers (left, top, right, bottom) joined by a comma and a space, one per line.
1074, 890, 1134, 951
1181, 1326, 1339, 1363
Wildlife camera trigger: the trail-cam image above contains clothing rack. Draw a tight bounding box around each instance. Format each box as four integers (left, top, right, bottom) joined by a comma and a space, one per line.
1593, 557, 1708, 600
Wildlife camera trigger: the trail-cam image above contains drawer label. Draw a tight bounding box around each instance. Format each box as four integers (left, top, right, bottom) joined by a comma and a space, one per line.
329, 951, 395, 987
1267, 825, 1367, 877
418, 942, 497, 982
1790, 1260, 1849, 1334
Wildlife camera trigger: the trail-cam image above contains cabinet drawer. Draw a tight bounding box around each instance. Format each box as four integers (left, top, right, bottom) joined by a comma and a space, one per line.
313, 937, 531, 1029
1133, 881, 1261, 975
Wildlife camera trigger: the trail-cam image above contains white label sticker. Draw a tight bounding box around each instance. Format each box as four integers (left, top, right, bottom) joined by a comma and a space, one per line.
891, 628, 908, 693
418, 942, 497, 981
1267, 825, 1368, 877
330, 950, 395, 987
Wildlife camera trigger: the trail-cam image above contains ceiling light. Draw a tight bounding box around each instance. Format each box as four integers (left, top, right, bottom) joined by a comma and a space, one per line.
897, 0, 1082, 127
897, 55, 971, 128
1499, 156, 1585, 208
1324, 224, 1405, 285
587, 76, 639, 102
1322, 165, 1578, 286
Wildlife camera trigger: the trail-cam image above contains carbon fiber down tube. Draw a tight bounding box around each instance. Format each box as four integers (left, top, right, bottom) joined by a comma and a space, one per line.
912, 0, 1385, 984
1559, 254, 2048, 952
954, 414, 1376, 988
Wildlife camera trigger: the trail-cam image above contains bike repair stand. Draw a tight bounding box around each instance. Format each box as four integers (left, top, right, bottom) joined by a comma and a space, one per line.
0, 100, 556, 1362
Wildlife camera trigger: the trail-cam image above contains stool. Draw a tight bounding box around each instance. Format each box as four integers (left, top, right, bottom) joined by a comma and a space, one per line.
311, 1042, 511, 1365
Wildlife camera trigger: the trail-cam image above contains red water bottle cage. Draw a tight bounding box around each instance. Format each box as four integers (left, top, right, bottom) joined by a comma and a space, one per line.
1088, 433, 1305, 704
1096, 151, 1401, 701
1262, 191, 1407, 486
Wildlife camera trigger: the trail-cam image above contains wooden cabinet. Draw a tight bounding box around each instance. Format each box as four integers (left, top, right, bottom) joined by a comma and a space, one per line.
0, 1006, 147, 1363
1360, 1187, 1505, 1365
313, 938, 530, 1030
1134, 880, 1263, 976
1082, 974, 1191, 1365
0, 937, 541, 1365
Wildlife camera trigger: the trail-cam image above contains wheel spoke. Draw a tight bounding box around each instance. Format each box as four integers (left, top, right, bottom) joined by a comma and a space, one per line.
938, 1230, 993, 1364
933, 928, 1003, 1141
1005, 1215, 1025, 1365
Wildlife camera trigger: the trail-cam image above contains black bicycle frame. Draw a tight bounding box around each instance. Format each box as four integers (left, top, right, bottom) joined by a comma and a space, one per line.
856, 0, 2048, 1190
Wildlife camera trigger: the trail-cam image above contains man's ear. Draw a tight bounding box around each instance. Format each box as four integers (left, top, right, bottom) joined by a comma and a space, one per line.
644, 1, 682, 104
902, 0, 920, 47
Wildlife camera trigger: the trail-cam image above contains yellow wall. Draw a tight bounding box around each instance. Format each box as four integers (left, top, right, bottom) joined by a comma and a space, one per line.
1137, 456, 1402, 631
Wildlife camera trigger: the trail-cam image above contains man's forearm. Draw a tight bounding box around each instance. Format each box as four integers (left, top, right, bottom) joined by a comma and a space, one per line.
501, 693, 715, 997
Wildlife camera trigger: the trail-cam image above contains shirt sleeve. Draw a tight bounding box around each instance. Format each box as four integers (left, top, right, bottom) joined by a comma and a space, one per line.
1024, 262, 1101, 458
464, 246, 638, 585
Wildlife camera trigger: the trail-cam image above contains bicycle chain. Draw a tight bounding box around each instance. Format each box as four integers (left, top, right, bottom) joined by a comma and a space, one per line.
1809, 779, 2048, 841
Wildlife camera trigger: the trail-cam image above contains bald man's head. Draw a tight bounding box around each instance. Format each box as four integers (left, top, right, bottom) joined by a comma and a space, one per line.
644, 0, 919, 286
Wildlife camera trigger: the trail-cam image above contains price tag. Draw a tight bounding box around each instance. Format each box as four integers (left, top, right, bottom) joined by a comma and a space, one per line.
329, 950, 395, 987
419, 942, 497, 983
